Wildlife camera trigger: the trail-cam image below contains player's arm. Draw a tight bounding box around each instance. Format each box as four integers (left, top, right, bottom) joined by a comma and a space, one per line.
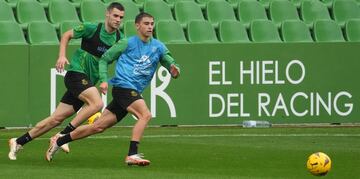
56, 23, 95, 73
160, 49, 180, 79
56, 30, 73, 73
98, 39, 128, 94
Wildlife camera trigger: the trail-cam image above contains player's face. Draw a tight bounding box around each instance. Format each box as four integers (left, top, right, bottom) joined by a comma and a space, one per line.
136, 17, 154, 39
106, 8, 124, 30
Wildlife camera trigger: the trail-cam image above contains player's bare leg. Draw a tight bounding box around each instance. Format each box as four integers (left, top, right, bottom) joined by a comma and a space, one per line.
30, 103, 75, 138
51, 87, 103, 153
46, 109, 117, 161
128, 99, 151, 141
71, 109, 117, 140
125, 99, 151, 166
8, 103, 74, 160
70, 87, 104, 126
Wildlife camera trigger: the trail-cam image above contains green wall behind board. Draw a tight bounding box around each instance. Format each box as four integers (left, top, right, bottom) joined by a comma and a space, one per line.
0, 46, 29, 127
0, 43, 359, 127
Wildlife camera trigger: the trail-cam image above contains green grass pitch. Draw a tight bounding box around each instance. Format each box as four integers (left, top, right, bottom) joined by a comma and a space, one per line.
1, 127, 359, 178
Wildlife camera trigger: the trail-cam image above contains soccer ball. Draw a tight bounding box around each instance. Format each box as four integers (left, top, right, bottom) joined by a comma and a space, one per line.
87, 112, 101, 124
306, 152, 332, 176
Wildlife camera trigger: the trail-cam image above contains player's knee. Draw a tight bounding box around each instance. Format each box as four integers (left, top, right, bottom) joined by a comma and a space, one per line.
93, 125, 106, 134
50, 115, 65, 126
93, 100, 104, 111
142, 112, 152, 121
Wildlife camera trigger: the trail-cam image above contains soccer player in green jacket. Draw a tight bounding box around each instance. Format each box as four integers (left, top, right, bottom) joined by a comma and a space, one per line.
8, 2, 125, 160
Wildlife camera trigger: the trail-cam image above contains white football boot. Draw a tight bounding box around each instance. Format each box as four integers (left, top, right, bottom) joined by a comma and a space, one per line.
45, 135, 60, 162
125, 153, 150, 166
8, 138, 23, 160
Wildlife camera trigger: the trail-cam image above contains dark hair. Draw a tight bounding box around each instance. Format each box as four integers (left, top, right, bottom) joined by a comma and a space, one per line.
107, 2, 125, 11
135, 12, 154, 23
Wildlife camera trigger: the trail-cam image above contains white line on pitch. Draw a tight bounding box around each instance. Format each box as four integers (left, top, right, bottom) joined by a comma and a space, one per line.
1, 133, 360, 141
88, 133, 360, 139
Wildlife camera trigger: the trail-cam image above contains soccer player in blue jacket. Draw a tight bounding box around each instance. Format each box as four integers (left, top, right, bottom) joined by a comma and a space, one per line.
46, 12, 180, 166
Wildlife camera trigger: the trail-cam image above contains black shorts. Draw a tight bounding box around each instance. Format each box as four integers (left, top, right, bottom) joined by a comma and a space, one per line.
60, 71, 94, 111
106, 87, 143, 122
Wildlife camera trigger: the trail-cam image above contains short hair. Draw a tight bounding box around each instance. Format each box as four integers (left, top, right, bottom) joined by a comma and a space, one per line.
135, 12, 154, 23
107, 2, 125, 11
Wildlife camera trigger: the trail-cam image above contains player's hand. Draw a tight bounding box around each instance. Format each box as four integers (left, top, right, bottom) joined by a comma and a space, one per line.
100, 82, 108, 95
170, 64, 180, 79
55, 56, 69, 73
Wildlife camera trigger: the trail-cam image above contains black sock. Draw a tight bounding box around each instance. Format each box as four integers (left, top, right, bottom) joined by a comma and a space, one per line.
128, 141, 139, 156
60, 123, 76, 134
56, 134, 73, 146
16, 132, 32, 146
